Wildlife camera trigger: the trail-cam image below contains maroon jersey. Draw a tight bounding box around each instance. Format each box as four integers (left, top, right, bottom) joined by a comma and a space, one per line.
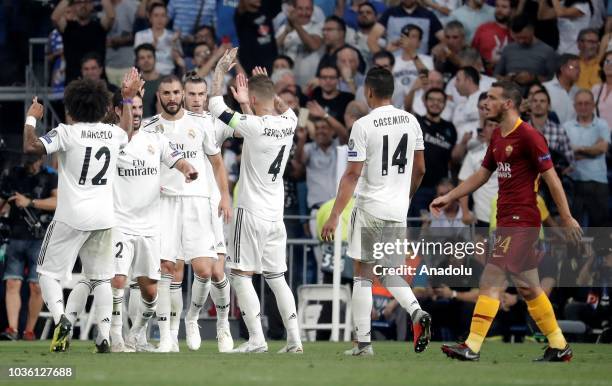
482, 119, 554, 227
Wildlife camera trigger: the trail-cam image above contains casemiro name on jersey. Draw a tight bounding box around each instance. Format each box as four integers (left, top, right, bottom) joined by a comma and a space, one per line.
372, 115, 411, 128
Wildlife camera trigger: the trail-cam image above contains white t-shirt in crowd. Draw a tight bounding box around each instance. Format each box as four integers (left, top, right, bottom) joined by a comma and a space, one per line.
458, 142, 498, 223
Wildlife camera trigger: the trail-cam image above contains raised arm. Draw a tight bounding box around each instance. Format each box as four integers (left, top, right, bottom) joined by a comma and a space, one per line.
119, 68, 145, 138
23, 97, 47, 155
100, 0, 116, 31
51, 0, 69, 32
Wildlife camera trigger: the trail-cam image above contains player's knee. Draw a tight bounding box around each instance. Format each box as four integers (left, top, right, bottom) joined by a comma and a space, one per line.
28, 282, 42, 296
211, 261, 226, 281
141, 286, 157, 302
160, 260, 175, 275
517, 286, 541, 301
111, 275, 126, 289
6, 279, 21, 292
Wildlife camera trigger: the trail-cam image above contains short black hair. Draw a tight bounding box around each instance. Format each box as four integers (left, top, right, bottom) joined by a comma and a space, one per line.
325, 15, 346, 34
195, 25, 217, 41
365, 67, 394, 98
274, 54, 295, 69
148, 2, 166, 15
478, 91, 488, 103
80, 52, 103, 68
532, 88, 551, 104
557, 53, 580, 75
577, 27, 600, 42
401, 23, 423, 41
135, 43, 156, 58
424, 87, 447, 102
159, 74, 182, 86
64, 79, 110, 123
358, 1, 377, 14
510, 14, 534, 33
458, 66, 480, 86
317, 64, 339, 78
491, 80, 522, 110
372, 50, 395, 67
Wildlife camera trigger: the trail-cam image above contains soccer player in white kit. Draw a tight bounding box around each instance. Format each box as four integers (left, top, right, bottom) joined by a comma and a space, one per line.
178, 73, 235, 352
147, 75, 232, 352
321, 67, 431, 356
208, 49, 303, 354
23, 70, 142, 353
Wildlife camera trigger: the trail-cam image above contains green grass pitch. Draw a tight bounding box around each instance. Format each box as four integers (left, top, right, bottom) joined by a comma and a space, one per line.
1, 341, 612, 386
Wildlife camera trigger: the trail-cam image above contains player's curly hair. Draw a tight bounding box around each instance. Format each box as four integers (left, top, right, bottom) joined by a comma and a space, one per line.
64, 79, 110, 123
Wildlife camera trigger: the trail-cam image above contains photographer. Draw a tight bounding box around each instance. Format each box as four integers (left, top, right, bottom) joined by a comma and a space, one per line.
0, 155, 57, 341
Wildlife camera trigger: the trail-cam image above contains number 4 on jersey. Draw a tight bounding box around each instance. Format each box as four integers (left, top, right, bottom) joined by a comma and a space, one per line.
381, 134, 408, 176
268, 145, 286, 182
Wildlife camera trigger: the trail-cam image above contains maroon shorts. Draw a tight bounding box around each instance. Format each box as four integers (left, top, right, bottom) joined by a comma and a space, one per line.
488, 227, 543, 274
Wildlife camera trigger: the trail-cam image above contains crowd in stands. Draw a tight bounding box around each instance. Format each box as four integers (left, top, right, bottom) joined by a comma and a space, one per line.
1, 0, 612, 343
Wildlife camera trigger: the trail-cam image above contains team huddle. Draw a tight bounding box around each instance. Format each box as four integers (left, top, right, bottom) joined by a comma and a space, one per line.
23, 47, 582, 361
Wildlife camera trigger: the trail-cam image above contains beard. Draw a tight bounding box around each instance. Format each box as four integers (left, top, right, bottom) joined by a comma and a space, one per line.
133, 115, 142, 130
488, 109, 506, 123
494, 13, 509, 24
357, 19, 375, 29
427, 109, 442, 118
160, 100, 181, 115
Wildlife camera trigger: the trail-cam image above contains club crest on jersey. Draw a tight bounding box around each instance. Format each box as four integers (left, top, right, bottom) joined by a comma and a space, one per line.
147, 144, 154, 154
348, 139, 355, 150
188, 128, 196, 139
505, 145, 513, 157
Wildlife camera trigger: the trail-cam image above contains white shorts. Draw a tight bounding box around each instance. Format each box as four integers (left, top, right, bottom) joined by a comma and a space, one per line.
113, 230, 161, 281
347, 207, 406, 264
209, 197, 227, 255
37, 220, 113, 281
227, 208, 287, 274
160, 196, 217, 263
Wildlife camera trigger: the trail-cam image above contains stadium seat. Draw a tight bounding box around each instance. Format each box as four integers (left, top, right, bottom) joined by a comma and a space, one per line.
297, 284, 352, 342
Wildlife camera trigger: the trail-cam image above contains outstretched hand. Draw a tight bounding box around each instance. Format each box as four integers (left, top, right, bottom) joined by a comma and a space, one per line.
122, 67, 144, 99
27, 97, 44, 120
215, 47, 238, 73
429, 195, 451, 218
230, 72, 249, 104
252, 66, 268, 77
274, 95, 289, 114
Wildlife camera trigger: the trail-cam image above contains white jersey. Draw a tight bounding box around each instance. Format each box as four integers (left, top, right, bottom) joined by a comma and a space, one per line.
39, 122, 128, 231
348, 105, 424, 222
143, 110, 220, 197
114, 130, 183, 236
201, 117, 235, 202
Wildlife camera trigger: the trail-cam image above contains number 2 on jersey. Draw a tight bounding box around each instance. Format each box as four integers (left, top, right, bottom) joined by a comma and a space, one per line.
381, 134, 408, 176
268, 145, 286, 182
78, 146, 111, 185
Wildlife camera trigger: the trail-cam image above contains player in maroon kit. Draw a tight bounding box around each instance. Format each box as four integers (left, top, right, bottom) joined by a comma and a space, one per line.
430, 81, 583, 362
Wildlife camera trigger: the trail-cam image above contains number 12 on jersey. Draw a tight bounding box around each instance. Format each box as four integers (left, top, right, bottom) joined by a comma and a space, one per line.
381, 133, 408, 176
78, 146, 111, 185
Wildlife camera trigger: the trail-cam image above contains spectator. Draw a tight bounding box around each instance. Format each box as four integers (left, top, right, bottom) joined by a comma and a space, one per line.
451, 92, 488, 162
551, 0, 592, 55
343, 99, 369, 129
216, 0, 240, 46
432, 21, 468, 80
458, 119, 499, 228
51, 0, 115, 84
190, 43, 231, 93
528, 88, 576, 170
448, 0, 495, 44
193, 25, 217, 53
544, 53, 580, 124
48, 25, 66, 93
391, 24, 434, 104
593, 50, 612, 130
295, 117, 345, 237
105, 0, 137, 87
445, 48, 495, 105
276, 0, 324, 86
0, 155, 57, 341
472, 0, 514, 75
336, 0, 386, 30
576, 28, 603, 90
167, 0, 216, 45
452, 66, 481, 139
273, 55, 295, 72
520, 81, 561, 124
367, 0, 444, 55
235, 0, 278, 74
494, 15, 557, 86
134, 2, 183, 76
412, 88, 459, 219
420, 0, 461, 25
425, 179, 470, 229
345, 1, 381, 64
355, 50, 406, 108
318, 15, 350, 71
309, 65, 354, 125
80, 52, 119, 93
135, 43, 161, 118
336, 46, 364, 94
271, 68, 307, 104
564, 89, 610, 227
407, 69, 454, 121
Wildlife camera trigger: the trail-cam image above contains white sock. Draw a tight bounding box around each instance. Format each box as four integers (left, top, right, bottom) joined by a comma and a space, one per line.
39, 275, 65, 324
65, 280, 92, 326
382, 275, 421, 316
170, 282, 182, 338
128, 283, 140, 326
230, 273, 265, 343
111, 287, 124, 341
186, 274, 210, 321
352, 277, 372, 344
264, 272, 300, 346
92, 279, 113, 344
134, 295, 158, 329
157, 273, 172, 343
211, 275, 230, 330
